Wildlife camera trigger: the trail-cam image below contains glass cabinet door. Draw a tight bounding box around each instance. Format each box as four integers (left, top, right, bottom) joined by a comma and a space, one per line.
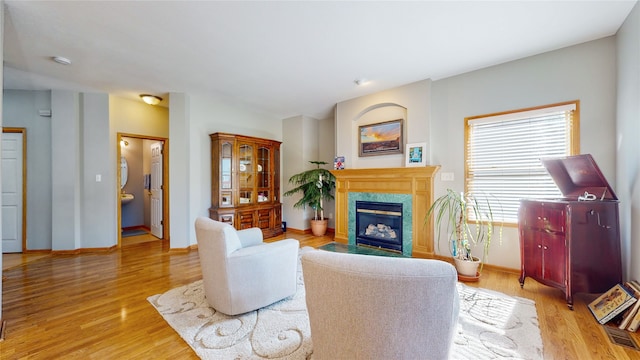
220, 141, 233, 206
257, 146, 270, 202
239, 143, 253, 204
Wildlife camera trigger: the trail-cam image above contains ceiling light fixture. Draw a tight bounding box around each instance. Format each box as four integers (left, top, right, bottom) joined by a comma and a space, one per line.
140, 94, 162, 105
52, 56, 72, 65
354, 78, 368, 86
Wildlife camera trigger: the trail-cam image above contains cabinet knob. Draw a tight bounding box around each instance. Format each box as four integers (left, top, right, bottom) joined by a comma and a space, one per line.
543, 246, 548, 250
538, 244, 542, 249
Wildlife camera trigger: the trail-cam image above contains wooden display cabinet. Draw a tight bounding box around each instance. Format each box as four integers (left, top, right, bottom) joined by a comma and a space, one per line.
518, 154, 622, 309
209, 133, 283, 238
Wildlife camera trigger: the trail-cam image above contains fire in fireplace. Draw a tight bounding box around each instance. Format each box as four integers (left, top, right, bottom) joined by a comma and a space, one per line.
355, 201, 403, 252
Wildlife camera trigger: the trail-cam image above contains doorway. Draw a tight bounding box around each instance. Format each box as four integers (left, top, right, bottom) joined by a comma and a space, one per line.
117, 133, 169, 247
2, 128, 26, 253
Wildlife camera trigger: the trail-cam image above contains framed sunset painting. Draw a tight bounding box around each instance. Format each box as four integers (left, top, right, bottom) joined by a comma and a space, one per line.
358, 119, 403, 157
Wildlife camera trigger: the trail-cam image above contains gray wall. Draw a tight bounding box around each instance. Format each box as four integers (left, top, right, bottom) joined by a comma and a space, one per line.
121, 137, 145, 228
3, 90, 52, 250
616, 2, 640, 281
334, 36, 619, 270
51, 91, 116, 250
430, 37, 618, 270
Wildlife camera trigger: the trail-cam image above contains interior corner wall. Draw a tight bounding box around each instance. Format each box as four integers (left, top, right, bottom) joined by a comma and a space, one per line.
51, 90, 82, 250
431, 37, 618, 270
1, 0, 5, 318
616, 2, 640, 282
3, 90, 53, 250
81, 93, 116, 249
109, 96, 170, 138
318, 117, 336, 229
169, 92, 190, 249
335, 80, 431, 169
51, 91, 116, 250
282, 116, 320, 231
180, 93, 283, 247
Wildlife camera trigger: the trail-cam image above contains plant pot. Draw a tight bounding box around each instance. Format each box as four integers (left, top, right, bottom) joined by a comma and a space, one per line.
310, 219, 328, 236
453, 256, 481, 277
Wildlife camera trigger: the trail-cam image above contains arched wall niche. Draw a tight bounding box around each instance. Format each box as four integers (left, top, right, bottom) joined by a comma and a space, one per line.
351, 102, 408, 169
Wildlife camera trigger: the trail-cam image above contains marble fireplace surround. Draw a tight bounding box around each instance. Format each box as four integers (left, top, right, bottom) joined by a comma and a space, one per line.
330, 167, 440, 258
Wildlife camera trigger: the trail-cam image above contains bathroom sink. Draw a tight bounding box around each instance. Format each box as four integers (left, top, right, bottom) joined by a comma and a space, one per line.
121, 193, 134, 204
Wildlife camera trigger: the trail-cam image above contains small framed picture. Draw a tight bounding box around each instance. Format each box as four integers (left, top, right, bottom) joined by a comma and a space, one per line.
405, 142, 427, 167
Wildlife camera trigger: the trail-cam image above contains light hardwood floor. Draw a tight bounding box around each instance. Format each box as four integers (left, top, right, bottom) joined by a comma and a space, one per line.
1, 232, 639, 359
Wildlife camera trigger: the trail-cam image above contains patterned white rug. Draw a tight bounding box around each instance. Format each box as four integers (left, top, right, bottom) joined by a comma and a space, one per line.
148, 249, 543, 359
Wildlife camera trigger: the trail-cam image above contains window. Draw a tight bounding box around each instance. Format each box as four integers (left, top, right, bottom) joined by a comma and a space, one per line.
465, 101, 579, 224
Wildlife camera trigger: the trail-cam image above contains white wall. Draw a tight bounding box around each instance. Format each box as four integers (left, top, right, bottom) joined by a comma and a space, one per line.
51, 91, 82, 250
3, 90, 52, 250
616, 2, 640, 281
335, 38, 618, 271
431, 37, 618, 270
175, 93, 283, 247
336, 80, 430, 169
1, 92, 168, 251
110, 96, 169, 138
80, 93, 115, 249
169, 93, 190, 249
282, 115, 319, 231
1, 0, 5, 319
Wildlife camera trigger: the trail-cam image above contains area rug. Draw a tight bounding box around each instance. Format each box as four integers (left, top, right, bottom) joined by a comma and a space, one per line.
148, 248, 543, 359
121, 228, 148, 237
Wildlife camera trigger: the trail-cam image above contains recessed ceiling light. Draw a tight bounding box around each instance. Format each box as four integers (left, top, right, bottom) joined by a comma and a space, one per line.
140, 94, 163, 105
52, 56, 72, 65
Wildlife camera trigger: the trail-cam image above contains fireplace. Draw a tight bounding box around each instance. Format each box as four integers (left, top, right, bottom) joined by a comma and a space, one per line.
331, 167, 439, 257
355, 201, 403, 252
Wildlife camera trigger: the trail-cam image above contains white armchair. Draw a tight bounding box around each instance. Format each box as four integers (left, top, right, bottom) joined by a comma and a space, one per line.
194, 217, 299, 315
302, 250, 459, 360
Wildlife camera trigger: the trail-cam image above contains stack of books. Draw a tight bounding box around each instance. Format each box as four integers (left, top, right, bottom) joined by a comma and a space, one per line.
588, 282, 640, 332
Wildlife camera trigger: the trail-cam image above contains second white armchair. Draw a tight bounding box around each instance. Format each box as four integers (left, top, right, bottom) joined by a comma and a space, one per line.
194, 217, 299, 315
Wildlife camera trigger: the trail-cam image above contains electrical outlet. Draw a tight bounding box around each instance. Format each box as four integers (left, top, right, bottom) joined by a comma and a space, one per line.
96, 174, 102, 182
441, 172, 454, 181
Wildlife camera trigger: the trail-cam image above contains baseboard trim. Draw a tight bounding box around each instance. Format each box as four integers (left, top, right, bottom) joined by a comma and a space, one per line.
51, 245, 118, 255
0, 319, 7, 341
431, 253, 519, 274
285, 227, 335, 235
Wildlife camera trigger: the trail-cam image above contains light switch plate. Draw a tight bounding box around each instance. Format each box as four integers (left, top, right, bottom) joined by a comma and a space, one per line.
441, 172, 454, 181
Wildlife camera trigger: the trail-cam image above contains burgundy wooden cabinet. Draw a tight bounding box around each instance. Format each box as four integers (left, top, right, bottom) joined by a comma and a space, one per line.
518, 155, 622, 310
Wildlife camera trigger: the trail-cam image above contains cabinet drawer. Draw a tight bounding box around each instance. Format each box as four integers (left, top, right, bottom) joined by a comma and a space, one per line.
521, 202, 565, 233
238, 211, 254, 229
257, 209, 271, 229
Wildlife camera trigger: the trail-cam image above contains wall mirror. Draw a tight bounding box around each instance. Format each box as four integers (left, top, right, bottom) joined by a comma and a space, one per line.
121, 156, 128, 188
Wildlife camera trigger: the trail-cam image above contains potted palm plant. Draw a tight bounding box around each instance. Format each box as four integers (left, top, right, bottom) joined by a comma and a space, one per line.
284, 161, 336, 236
426, 189, 502, 279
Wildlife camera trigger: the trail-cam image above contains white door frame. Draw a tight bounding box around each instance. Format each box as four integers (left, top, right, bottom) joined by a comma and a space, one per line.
150, 141, 163, 239
2, 128, 27, 253
117, 133, 169, 247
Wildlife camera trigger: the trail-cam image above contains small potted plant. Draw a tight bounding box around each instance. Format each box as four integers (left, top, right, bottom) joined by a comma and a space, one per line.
284, 161, 336, 236
426, 189, 502, 278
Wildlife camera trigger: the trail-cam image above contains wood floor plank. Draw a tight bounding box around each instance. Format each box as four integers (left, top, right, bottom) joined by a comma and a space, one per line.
2, 233, 640, 359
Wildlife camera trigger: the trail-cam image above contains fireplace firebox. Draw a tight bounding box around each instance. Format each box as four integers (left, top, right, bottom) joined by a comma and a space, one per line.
355, 201, 403, 252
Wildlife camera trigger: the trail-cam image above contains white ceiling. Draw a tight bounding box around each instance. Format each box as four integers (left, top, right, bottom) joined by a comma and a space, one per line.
3, 1, 637, 119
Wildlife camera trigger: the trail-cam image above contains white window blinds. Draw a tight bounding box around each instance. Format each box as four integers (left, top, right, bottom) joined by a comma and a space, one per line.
465, 102, 578, 223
